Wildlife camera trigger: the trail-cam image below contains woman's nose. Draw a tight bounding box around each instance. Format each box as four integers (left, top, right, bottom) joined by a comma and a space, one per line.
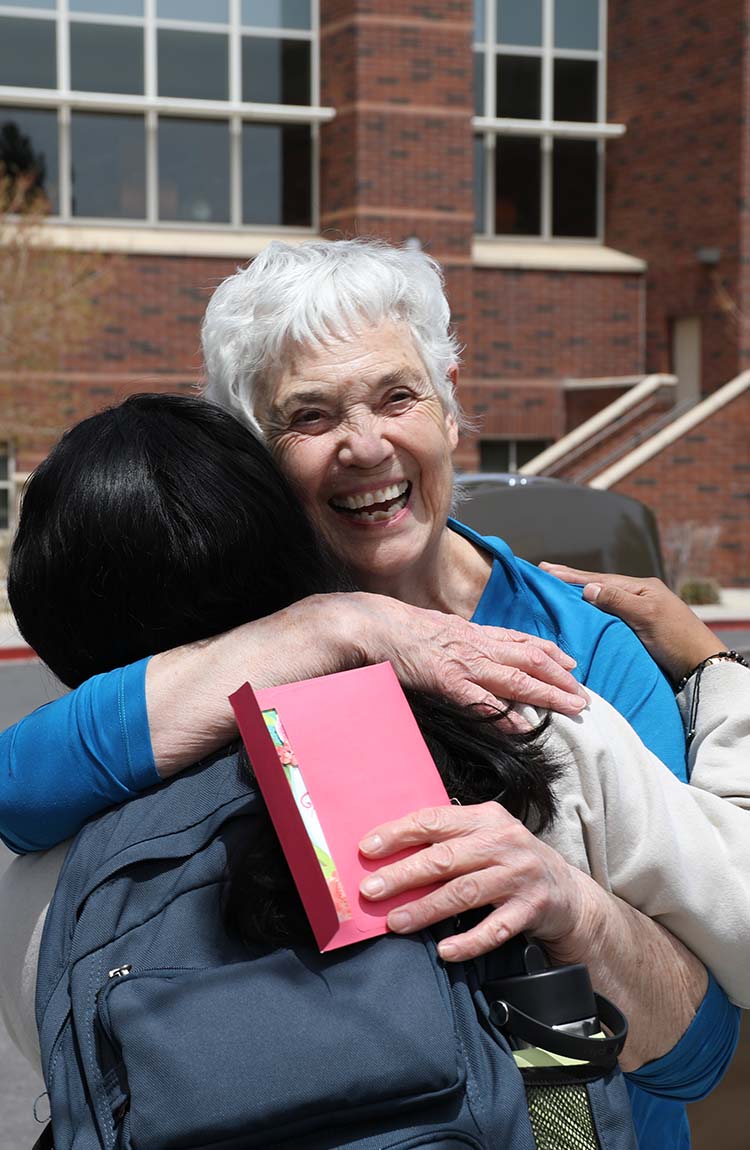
336, 415, 394, 469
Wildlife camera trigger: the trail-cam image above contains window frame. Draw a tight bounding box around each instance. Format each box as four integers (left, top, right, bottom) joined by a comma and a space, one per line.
473, 0, 623, 242
479, 436, 553, 474
0, 0, 331, 231
0, 439, 15, 533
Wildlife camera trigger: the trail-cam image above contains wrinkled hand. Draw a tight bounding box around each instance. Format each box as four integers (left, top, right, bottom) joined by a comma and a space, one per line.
348, 592, 587, 720
358, 801, 589, 961
538, 565, 726, 683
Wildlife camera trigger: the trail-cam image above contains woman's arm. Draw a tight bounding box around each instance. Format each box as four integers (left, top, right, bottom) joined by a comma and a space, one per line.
540, 691, 750, 1008
537, 565, 727, 683
0, 592, 584, 853
146, 591, 586, 774
357, 795, 710, 1072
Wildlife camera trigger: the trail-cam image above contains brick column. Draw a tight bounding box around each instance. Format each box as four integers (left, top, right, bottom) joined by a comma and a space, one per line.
319, 0, 475, 346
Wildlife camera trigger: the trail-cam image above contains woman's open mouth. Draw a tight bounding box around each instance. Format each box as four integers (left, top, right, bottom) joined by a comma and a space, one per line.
329, 481, 411, 523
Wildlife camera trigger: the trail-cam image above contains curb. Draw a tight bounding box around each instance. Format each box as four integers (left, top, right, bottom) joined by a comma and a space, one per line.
0, 646, 35, 662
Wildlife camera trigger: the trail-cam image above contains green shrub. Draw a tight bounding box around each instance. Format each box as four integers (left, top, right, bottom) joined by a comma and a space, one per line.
679, 578, 721, 606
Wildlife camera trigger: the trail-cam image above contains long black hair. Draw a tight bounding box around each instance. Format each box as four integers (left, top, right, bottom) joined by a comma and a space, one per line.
9, 394, 561, 948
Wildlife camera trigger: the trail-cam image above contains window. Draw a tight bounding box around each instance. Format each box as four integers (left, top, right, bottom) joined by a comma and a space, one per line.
0, 443, 13, 531
479, 438, 551, 473
0, 0, 322, 228
474, 0, 619, 240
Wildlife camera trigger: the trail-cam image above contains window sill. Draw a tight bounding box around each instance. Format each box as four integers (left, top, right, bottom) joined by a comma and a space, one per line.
23, 222, 318, 259
472, 239, 646, 274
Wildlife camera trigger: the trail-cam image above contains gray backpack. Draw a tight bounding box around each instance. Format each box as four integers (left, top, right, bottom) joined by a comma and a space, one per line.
34, 750, 636, 1150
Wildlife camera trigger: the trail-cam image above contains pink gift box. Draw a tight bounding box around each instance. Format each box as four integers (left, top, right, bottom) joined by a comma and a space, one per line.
230, 662, 450, 952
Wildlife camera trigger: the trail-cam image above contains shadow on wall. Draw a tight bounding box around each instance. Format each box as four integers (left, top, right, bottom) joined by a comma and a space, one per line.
688, 1012, 749, 1149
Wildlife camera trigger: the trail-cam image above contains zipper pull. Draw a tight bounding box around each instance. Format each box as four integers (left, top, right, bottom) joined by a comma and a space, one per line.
107, 964, 132, 979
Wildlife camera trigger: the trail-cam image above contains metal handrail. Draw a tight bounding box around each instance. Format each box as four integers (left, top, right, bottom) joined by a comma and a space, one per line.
574, 398, 696, 485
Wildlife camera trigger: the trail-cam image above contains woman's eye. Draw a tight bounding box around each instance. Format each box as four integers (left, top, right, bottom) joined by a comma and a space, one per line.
292, 409, 325, 427
384, 390, 413, 409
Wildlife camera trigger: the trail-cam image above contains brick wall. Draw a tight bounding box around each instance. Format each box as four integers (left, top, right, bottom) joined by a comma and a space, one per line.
606, 0, 746, 393
3, 253, 237, 472
467, 269, 643, 382
613, 385, 750, 586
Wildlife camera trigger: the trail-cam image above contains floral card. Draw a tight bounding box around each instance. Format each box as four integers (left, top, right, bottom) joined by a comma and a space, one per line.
230, 662, 450, 951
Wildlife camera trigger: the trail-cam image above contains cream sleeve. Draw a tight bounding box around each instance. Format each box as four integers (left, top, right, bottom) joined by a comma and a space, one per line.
538, 675, 750, 1009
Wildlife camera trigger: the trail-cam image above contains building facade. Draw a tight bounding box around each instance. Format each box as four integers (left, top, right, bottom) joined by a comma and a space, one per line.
1, 0, 748, 582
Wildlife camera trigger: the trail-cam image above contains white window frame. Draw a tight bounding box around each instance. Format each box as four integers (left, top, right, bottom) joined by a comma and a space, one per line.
0, 0, 333, 231
0, 439, 15, 533
473, 0, 623, 241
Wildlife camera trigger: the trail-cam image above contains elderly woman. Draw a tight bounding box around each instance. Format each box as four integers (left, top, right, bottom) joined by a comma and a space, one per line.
198, 238, 736, 1149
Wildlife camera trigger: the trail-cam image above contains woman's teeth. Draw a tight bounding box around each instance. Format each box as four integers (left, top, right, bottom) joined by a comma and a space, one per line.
331, 481, 410, 521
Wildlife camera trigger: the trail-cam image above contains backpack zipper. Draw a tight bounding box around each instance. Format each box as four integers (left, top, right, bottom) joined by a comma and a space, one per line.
108, 964, 132, 979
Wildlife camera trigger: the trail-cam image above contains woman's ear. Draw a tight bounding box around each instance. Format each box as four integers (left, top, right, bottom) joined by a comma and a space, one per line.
447, 365, 460, 450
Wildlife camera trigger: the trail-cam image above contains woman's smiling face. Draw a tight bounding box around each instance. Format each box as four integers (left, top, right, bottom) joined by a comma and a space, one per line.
259, 319, 459, 595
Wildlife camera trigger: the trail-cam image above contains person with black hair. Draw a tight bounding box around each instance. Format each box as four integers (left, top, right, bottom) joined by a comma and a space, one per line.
3, 395, 750, 1088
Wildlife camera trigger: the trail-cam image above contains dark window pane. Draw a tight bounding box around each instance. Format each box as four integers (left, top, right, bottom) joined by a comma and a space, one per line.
0, 18, 56, 88
473, 134, 485, 232
242, 0, 311, 30
0, 488, 8, 529
158, 30, 228, 100
158, 0, 228, 21
0, 106, 59, 213
243, 122, 311, 226
71, 112, 145, 218
71, 0, 143, 13
496, 55, 541, 119
495, 136, 541, 235
554, 59, 597, 122
474, 52, 484, 115
480, 440, 510, 471
0, 450, 8, 480
555, 0, 599, 50
243, 37, 310, 105
552, 138, 598, 237
516, 439, 550, 468
159, 117, 229, 223
70, 24, 144, 95
474, 0, 485, 41
496, 0, 541, 45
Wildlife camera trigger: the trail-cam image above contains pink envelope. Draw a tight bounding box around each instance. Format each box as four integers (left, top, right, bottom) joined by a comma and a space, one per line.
230, 662, 450, 952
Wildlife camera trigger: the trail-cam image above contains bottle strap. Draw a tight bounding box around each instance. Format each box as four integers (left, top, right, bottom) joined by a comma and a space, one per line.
489, 992, 628, 1068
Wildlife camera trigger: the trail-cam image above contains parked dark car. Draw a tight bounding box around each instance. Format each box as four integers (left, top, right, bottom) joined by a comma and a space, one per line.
455, 473, 666, 579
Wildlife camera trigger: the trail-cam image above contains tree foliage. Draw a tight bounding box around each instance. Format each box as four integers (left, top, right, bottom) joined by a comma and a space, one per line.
0, 121, 113, 372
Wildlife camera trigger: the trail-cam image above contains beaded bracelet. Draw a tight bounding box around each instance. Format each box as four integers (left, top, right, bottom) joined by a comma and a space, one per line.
676, 650, 750, 746
675, 649, 749, 694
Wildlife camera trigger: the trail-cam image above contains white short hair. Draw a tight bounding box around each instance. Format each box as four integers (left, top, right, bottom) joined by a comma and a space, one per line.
201, 238, 462, 435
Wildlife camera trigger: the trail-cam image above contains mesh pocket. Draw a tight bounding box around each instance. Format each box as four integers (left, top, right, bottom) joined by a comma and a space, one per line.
525, 1082, 600, 1150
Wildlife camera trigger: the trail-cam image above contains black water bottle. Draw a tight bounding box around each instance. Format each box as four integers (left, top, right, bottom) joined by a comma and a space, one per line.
488, 942, 600, 1044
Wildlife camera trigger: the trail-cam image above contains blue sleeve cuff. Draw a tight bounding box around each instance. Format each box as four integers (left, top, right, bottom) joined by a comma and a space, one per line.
0, 657, 159, 853
626, 974, 740, 1101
